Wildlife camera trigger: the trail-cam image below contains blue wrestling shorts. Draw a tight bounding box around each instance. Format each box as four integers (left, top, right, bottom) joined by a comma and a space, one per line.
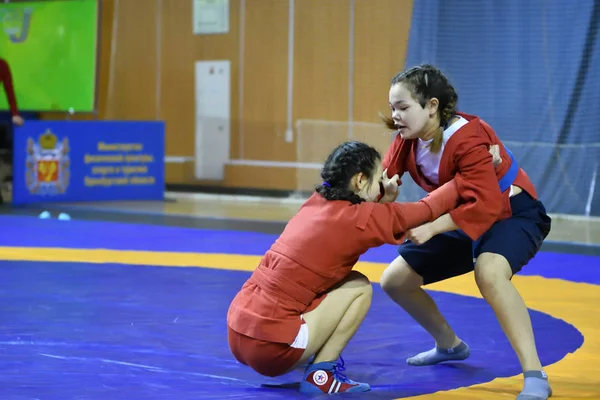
398, 149, 551, 285
398, 191, 551, 284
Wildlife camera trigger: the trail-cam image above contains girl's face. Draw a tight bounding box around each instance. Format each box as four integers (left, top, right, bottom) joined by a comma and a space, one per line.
354, 161, 383, 202
388, 83, 439, 140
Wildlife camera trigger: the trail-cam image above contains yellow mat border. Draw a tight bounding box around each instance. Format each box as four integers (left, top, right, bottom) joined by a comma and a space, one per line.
1, 247, 597, 399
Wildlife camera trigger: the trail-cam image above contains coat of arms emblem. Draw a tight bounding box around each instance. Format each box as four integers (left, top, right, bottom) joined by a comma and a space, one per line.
25, 129, 70, 195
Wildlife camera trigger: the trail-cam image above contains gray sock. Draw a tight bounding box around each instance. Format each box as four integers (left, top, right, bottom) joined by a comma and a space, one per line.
406, 341, 470, 366
516, 370, 552, 400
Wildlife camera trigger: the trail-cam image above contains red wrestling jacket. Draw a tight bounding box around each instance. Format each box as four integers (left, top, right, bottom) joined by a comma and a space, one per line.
227, 181, 460, 344
382, 112, 537, 240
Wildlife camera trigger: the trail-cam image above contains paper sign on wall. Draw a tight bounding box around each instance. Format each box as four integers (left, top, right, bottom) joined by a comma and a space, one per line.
193, 0, 229, 35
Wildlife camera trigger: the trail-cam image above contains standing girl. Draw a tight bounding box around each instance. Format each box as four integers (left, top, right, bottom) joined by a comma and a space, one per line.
379, 64, 552, 400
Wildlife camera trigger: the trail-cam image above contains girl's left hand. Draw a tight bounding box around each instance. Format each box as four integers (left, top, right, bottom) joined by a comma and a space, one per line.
407, 223, 435, 245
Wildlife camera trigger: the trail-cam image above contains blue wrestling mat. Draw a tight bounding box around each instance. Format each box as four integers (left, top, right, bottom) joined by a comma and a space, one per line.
0, 215, 594, 399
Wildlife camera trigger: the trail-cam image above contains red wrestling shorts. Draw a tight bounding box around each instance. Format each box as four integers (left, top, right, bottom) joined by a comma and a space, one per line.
227, 324, 306, 377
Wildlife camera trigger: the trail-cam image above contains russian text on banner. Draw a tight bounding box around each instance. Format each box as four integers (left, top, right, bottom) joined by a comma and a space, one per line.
12, 120, 165, 204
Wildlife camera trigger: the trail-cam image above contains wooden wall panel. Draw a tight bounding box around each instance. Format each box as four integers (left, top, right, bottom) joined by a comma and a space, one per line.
227, 0, 292, 190
158, 0, 196, 160
240, 0, 290, 161
158, 0, 240, 183
160, 0, 240, 160
106, 0, 159, 121
293, 0, 350, 123
351, 0, 414, 156
353, 0, 414, 124
228, 0, 352, 191
290, 0, 351, 191
38, 0, 414, 191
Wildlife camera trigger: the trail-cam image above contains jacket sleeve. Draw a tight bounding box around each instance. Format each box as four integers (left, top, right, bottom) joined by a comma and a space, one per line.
448, 138, 503, 240
0, 59, 19, 116
359, 179, 460, 247
382, 135, 411, 185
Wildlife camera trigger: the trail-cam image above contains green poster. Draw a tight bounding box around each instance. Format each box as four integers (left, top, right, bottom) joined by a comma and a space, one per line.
0, 0, 99, 113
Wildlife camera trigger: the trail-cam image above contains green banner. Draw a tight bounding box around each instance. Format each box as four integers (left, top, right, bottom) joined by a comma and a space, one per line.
0, 0, 98, 113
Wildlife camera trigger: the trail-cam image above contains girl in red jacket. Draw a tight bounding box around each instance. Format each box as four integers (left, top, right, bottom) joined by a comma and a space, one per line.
379, 64, 552, 400
227, 141, 463, 394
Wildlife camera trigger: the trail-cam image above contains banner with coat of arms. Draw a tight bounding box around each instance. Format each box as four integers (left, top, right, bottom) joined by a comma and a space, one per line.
12, 120, 165, 204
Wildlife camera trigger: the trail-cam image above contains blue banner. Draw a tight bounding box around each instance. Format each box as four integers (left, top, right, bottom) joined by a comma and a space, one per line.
12, 120, 165, 204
